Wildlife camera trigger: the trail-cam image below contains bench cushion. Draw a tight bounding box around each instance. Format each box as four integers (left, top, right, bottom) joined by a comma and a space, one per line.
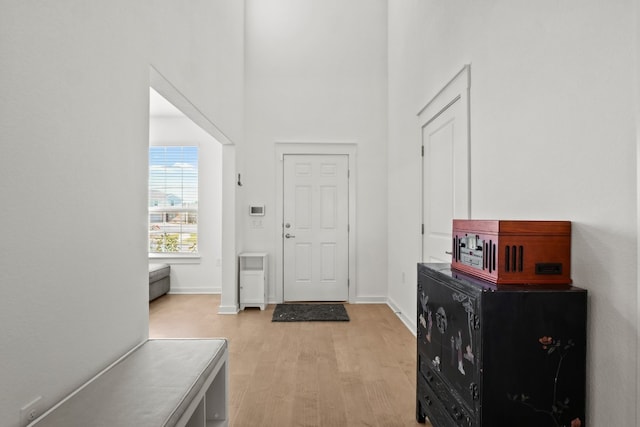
33, 339, 227, 427
149, 263, 170, 281
149, 264, 170, 301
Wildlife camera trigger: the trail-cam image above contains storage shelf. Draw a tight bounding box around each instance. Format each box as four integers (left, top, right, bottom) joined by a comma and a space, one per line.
239, 253, 268, 310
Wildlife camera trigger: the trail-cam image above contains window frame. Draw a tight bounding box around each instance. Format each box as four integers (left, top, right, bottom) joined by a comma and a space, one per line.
148, 144, 200, 258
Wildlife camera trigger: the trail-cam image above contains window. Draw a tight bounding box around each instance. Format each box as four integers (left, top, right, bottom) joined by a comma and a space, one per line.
149, 146, 198, 254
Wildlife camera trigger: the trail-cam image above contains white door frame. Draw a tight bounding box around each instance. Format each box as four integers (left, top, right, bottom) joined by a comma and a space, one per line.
275, 142, 357, 304
149, 66, 238, 314
418, 64, 471, 261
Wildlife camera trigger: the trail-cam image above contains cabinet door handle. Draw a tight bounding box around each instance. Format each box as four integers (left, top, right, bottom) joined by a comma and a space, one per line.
285, 233, 296, 238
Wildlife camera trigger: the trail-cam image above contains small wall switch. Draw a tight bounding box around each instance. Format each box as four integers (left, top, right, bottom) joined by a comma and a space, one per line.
20, 396, 43, 426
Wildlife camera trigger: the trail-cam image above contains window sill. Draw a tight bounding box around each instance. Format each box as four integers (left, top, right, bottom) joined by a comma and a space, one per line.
149, 253, 201, 265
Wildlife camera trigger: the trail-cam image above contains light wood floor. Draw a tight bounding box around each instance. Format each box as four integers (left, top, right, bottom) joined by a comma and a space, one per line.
149, 294, 430, 427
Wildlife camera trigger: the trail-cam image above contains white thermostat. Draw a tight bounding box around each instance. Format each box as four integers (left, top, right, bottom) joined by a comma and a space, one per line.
249, 205, 265, 216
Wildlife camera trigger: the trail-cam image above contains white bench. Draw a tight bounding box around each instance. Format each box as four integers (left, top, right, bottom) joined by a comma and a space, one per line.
29, 339, 228, 427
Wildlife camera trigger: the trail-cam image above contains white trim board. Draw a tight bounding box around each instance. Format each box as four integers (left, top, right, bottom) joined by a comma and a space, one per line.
387, 297, 417, 337
418, 64, 471, 262
149, 65, 232, 145
353, 296, 388, 304
168, 288, 220, 295
417, 64, 471, 118
149, 67, 237, 316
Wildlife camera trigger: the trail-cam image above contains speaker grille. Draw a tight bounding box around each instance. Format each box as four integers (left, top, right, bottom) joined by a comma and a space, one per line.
453, 237, 459, 261
483, 240, 496, 272
505, 245, 524, 272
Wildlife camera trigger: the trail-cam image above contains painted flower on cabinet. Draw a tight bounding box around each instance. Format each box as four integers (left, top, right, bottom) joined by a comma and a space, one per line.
508, 336, 581, 427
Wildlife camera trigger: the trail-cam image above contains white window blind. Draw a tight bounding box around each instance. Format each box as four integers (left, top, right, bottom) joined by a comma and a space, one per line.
149, 146, 198, 254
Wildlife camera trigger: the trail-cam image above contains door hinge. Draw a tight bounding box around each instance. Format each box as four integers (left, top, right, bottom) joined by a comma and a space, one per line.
348, 224, 350, 233
421, 145, 424, 157
421, 224, 424, 235
348, 169, 350, 178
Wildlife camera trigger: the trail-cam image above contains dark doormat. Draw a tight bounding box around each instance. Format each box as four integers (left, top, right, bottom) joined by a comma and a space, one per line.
272, 303, 350, 322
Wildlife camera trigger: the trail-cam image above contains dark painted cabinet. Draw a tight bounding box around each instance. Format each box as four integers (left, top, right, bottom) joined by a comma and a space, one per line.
416, 263, 587, 427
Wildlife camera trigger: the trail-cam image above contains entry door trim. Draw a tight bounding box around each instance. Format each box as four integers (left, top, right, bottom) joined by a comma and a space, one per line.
275, 142, 357, 304
418, 64, 471, 261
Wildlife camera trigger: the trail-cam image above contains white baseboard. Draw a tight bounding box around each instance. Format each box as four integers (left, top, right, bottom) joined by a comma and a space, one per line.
266, 296, 388, 304
387, 296, 417, 336
352, 296, 388, 304
168, 287, 220, 295
217, 304, 239, 315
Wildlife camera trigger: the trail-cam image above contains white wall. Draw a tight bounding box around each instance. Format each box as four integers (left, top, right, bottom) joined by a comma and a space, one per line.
388, 1, 638, 425
637, 2, 640, 423
0, 1, 243, 425
149, 115, 223, 293
243, 0, 388, 303
3, 0, 636, 424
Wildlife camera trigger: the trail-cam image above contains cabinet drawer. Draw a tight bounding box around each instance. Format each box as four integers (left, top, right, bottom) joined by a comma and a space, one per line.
418, 356, 474, 426
418, 374, 474, 427
417, 374, 455, 427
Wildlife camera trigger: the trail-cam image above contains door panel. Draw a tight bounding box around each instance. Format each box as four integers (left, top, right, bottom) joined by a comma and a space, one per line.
295, 186, 312, 227
423, 112, 458, 263
283, 154, 349, 301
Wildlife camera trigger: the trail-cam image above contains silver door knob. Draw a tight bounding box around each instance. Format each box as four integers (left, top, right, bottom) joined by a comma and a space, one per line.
285, 233, 295, 238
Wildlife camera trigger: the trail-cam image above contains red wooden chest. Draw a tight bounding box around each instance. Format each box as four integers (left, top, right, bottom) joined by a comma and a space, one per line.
451, 220, 572, 284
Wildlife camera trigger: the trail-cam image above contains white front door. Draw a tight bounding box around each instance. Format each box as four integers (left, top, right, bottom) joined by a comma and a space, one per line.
420, 65, 471, 263
283, 154, 349, 301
